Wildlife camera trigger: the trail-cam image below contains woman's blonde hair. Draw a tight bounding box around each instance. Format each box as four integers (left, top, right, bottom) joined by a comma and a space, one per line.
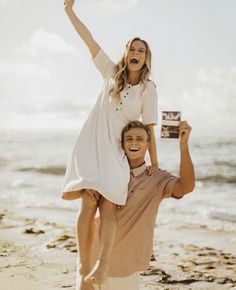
109, 37, 152, 102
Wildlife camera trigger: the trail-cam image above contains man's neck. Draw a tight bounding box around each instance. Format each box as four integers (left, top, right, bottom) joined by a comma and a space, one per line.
128, 158, 145, 169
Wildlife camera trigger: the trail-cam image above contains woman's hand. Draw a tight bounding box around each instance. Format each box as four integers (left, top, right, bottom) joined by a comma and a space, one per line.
147, 163, 158, 176
64, 0, 75, 11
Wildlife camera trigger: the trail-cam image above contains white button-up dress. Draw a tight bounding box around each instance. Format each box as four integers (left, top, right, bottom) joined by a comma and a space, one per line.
62, 49, 158, 205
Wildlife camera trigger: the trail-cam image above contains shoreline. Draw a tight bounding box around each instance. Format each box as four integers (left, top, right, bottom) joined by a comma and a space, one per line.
0, 205, 236, 290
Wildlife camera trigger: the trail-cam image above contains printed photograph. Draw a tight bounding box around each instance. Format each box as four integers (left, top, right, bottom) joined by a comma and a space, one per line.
162, 111, 181, 121
161, 125, 180, 139
161, 111, 181, 139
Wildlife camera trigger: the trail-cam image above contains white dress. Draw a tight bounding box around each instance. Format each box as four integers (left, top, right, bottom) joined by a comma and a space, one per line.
62, 49, 158, 205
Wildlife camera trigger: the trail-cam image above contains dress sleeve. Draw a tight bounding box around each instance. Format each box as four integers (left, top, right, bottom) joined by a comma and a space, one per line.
92, 49, 115, 79
141, 81, 158, 125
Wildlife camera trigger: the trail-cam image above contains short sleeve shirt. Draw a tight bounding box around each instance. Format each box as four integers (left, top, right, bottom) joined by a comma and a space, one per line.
90, 163, 179, 277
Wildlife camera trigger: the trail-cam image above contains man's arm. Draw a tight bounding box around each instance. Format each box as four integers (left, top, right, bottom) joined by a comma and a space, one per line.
172, 121, 195, 198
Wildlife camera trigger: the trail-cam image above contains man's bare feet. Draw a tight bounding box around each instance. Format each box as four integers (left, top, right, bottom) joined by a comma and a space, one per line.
84, 260, 109, 286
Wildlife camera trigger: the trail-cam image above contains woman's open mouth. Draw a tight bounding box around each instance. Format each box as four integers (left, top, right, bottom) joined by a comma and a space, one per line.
130, 57, 139, 64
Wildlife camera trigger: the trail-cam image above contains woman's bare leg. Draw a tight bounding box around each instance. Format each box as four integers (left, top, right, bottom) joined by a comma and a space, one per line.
77, 190, 98, 290
84, 198, 117, 285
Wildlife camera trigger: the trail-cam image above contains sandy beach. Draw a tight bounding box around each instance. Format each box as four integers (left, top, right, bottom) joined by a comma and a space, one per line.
1, 205, 235, 290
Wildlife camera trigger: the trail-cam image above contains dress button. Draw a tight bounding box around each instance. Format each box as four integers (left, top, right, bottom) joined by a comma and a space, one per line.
120, 102, 122, 105
124, 96, 126, 98
116, 108, 118, 111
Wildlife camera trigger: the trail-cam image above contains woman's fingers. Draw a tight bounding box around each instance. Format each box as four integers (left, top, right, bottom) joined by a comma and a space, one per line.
147, 165, 157, 176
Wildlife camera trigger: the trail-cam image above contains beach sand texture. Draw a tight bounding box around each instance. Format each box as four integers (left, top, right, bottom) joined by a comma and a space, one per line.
1, 130, 236, 289
0, 207, 236, 290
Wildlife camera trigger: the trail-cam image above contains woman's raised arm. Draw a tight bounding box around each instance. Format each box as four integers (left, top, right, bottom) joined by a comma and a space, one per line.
64, 0, 101, 58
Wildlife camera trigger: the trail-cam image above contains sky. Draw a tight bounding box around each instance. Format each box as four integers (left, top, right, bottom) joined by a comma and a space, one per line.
0, 0, 236, 135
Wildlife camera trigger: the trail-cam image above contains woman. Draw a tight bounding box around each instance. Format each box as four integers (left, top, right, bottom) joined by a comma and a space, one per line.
62, 1, 159, 289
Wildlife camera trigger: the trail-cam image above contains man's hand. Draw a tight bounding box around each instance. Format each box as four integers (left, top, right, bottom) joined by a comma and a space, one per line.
179, 121, 191, 146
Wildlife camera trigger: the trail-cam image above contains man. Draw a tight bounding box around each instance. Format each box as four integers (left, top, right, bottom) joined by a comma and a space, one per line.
76, 119, 195, 290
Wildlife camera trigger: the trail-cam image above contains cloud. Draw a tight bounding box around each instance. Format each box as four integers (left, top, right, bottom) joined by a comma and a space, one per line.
195, 67, 236, 111
0, 61, 52, 78
83, 0, 140, 14
179, 67, 236, 133
14, 98, 94, 117
159, 67, 236, 135
15, 29, 79, 57
0, 0, 9, 7
196, 67, 236, 89
0, 98, 94, 129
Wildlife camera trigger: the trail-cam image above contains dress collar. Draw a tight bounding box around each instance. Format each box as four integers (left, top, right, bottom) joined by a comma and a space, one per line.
130, 162, 146, 177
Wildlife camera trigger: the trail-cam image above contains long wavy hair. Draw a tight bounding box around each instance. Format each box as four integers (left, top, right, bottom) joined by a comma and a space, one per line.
109, 37, 152, 102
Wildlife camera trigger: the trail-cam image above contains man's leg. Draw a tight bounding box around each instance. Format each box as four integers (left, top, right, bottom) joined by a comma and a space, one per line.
84, 198, 118, 285
76, 190, 98, 290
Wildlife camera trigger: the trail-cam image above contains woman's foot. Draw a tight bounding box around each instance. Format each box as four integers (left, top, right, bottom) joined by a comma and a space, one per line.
84, 260, 109, 286
62, 190, 82, 200
77, 261, 94, 290
80, 279, 95, 290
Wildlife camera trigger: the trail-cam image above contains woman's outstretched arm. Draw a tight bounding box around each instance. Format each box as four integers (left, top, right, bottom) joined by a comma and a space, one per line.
64, 0, 100, 58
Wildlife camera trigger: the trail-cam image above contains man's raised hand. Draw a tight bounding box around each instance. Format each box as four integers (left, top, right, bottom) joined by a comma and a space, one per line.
179, 121, 191, 146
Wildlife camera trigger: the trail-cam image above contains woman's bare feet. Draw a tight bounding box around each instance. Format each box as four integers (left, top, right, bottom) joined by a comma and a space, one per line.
78, 262, 94, 290
80, 279, 95, 290
84, 260, 109, 285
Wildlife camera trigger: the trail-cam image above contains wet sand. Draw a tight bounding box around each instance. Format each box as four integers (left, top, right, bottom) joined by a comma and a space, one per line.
0, 206, 236, 290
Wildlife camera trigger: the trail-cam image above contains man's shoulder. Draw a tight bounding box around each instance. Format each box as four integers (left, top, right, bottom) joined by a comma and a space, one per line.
153, 168, 177, 183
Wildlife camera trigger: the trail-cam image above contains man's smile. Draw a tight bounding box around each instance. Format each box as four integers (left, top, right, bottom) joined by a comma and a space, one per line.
128, 146, 140, 152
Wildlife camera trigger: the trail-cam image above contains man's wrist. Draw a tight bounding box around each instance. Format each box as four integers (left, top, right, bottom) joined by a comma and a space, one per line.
180, 142, 189, 151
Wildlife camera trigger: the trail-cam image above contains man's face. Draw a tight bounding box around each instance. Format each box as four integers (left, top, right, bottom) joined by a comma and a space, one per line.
123, 128, 150, 161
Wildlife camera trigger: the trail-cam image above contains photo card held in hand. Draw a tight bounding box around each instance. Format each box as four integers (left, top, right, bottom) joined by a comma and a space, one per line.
161, 111, 181, 139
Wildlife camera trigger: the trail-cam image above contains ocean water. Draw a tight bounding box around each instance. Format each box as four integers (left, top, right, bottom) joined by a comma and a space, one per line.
0, 129, 236, 234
